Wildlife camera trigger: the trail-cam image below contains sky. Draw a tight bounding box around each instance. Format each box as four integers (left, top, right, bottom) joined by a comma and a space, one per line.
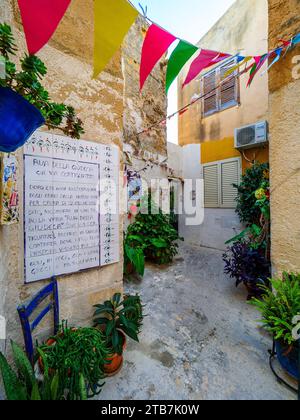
130, 0, 236, 143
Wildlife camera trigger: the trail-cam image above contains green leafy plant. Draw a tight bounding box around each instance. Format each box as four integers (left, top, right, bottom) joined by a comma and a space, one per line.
124, 233, 145, 277
0, 341, 65, 400
234, 162, 269, 226
251, 273, 300, 345
93, 293, 144, 355
0, 23, 84, 139
127, 197, 183, 265
223, 240, 271, 300
225, 224, 263, 246
255, 180, 270, 221
38, 323, 109, 400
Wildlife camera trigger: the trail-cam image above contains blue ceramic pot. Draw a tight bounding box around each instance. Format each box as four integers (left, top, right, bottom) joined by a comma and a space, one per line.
0, 87, 45, 153
275, 340, 299, 380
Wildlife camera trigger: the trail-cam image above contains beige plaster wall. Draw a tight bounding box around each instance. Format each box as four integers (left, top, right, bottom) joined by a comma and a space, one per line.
178, 0, 269, 147
0, 0, 124, 345
268, 0, 300, 274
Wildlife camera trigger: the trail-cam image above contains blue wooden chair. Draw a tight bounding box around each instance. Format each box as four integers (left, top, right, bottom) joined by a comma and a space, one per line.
17, 277, 59, 365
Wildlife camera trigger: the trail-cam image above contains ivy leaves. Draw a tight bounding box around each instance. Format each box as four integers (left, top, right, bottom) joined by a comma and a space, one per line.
0, 23, 17, 58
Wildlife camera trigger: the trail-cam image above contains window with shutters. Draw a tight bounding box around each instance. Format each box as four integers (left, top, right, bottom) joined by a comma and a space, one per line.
201, 58, 240, 118
203, 158, 241, 208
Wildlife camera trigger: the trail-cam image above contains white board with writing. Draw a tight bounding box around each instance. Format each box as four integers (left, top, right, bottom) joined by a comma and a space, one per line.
24, 132, 120, 283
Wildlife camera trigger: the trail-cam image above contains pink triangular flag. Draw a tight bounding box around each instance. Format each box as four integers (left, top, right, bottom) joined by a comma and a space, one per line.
17, 0, 71, 54
247, 54, 269, 87
140, 24, 176, 90
183, 49, 230, 88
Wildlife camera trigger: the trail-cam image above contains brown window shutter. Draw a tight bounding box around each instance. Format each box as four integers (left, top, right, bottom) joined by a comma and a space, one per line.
220, 60, 238, 109
203, 70, 218, 116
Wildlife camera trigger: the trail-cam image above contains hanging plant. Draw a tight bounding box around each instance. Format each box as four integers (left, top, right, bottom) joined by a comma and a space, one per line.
0, 23, 84, 152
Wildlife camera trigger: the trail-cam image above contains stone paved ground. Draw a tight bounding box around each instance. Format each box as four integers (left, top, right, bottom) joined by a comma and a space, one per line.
100, 245, 297, 401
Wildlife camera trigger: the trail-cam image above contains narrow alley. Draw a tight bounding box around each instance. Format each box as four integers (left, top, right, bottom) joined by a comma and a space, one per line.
101, 245, 296, 401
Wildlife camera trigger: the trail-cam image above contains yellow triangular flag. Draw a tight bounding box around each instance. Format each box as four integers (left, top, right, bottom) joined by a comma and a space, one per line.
94, 0, 138, 77
224, 56, 252, 78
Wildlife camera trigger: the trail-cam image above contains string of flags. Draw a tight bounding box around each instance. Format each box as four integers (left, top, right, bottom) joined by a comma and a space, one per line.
137, 73, 238, 137
16, 1, 300, 94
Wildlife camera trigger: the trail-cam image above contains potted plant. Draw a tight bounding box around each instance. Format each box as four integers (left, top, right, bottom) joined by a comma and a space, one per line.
251, 272, 300, 380
223, 240, 271, 300
93, 293, 144, 376
0, 24, 84, 153
0, 341, 72, 400
124, 233, 145, 278
127, 197, 183, 266
37, 323, 109, 399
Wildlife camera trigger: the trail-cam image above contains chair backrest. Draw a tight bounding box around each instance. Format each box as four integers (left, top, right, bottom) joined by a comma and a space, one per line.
17, 277, 59, 365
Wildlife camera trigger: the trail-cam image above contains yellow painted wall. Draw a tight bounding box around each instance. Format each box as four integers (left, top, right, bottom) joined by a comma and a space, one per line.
201, 137, 269, 172
178, 0, 269, 168
201, 138, 240, 164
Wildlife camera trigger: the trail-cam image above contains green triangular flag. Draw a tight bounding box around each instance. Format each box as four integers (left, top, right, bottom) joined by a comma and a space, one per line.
166, 40, 198, 92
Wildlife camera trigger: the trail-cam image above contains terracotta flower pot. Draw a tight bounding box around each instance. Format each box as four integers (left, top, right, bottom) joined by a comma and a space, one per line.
38, 337, 57, 375
126, 262, 134, 275
38, 329, 77, 375
104, 331, 127, 377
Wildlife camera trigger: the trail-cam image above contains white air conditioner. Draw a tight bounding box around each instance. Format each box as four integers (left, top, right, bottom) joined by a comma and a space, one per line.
234, 121, 268, 150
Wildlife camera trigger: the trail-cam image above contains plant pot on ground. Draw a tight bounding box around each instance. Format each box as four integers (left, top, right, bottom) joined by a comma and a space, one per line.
223, 240, 271, 300
251, 272, 300, 379
37, 323, 110, 399
93, 293, 144, 376
275, 340, 299, 380
124, 233, 145, 279
104, 330, 127, 376
126, 196, 183, 266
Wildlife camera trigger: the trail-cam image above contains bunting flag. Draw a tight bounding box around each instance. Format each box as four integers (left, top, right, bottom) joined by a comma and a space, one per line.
261, 48, 282, 75
179, 108, 188, 116
182, 49, 231, 88
140, 24, 177, 90
293, 34, 300, 45
247, 54, 269, 87
166, 41, 198, 92
94, 0, 138, 77
224, 56, 252, 78
17, 0, 71, 55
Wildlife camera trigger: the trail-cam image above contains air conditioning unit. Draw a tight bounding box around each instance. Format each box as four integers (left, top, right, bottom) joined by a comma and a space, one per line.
234, 121, 268, 150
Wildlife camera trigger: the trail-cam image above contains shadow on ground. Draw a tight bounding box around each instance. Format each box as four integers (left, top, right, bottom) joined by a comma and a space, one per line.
100, 245, 297, 401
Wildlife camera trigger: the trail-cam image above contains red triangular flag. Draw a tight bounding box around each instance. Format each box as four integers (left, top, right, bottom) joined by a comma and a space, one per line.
179, 108, 188, 116
183, 49, 230, 88
140, 24, 176, 90
17, 0, 71, 54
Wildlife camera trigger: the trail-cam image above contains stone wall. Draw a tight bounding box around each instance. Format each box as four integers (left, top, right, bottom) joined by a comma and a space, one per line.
123, 17, 167, 157
0, 0, 167, 347
268, 0, 300, 274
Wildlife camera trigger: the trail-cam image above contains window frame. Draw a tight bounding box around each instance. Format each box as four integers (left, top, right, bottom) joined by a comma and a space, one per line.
203, 157, 241, 209
201, 57, 240, 118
